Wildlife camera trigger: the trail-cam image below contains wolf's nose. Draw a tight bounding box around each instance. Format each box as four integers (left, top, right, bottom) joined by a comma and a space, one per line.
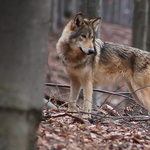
88, 49, 95, 55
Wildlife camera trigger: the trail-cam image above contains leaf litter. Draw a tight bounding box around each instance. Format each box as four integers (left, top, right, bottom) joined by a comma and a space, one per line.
37, 22, 150, 150
36, 103, 150, 150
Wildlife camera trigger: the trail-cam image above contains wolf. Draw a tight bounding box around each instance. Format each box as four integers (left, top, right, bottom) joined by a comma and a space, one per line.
56, 12, 150, 116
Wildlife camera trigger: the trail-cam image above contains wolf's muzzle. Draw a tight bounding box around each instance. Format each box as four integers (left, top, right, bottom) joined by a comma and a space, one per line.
80, 47, 95, 55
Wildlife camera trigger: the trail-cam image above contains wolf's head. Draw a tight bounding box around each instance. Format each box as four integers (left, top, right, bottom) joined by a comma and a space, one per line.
68, 13, 101, 55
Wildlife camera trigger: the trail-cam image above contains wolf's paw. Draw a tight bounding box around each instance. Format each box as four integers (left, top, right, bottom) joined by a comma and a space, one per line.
82, 112, 91, 119
68, 104, 78, 112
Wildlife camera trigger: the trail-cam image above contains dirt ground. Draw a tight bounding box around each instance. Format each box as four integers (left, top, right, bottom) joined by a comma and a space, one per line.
36, 22, 150, 150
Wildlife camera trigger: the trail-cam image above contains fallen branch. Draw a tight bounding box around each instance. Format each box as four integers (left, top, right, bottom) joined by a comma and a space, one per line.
44, 112, 84, 123
131, 84, 150, 94
44, 111, 150, 122
43, 98, 58, 110
108, 115, 150, 121
45, 82, 146, 110
45, 83, 130, 96
45, 83, 150, 96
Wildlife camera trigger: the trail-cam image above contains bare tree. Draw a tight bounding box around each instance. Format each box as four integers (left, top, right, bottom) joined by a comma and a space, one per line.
64, 0, 79, 18
58, 0, 65, 27
132, 0, 149, 50
0, 0, 50, 149
83, 0, 102, 107
146, 1, 150, 52
102, 0, 134, 28
79, 0, 88, 17
85, 0, 101, 38
50, 0, 58, 33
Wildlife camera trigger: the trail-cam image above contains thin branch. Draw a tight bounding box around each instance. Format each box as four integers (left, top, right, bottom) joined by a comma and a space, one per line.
131, 84, 150, 94
44, 112, 84, 123
99, 85, 125, 109
45, 83, 130, 95
45, 82, 138, 104
45, 111, 150, 121
108, 115, 150, 121
45, 82, 147, 111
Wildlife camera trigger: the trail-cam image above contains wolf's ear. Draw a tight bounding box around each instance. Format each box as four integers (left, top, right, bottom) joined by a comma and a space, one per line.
90, 17, 101, 32
73, 12, 84, 27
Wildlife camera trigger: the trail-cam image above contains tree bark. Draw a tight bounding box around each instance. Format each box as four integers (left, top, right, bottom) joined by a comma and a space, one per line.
64, 0, 79, 18
132, 0, 148, 50
79, 0, 88, 17
0, 0, 49, 149
146, 1, 150, 52
58, 0, 65, 27
85, 0, 102, 107
50, 0, 58, 33
102, 0, 113, 23
86, 0, 101, 38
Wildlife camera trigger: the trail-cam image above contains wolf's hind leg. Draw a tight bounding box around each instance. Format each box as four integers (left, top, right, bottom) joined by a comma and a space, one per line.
126, 81, 142, 104
126, 81, 150, 112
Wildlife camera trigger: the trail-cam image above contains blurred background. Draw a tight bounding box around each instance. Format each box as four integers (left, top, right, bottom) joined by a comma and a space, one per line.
47, 0, 150, 111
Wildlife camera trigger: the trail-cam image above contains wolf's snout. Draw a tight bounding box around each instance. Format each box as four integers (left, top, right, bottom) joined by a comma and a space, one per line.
88, 49, 95, 55
79, 47, 95, 55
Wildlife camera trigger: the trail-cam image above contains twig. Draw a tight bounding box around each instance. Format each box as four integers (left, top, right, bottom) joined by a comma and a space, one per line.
108, 115, 150, 121
46, 52, 61, 97
99, 85, 125, 109
69, 111, 150, 121
131, 84, 150, 94
44, 112, 84, 123
45, 111, 150, 122
45, 83, 130, 96
45, 82, 146, 109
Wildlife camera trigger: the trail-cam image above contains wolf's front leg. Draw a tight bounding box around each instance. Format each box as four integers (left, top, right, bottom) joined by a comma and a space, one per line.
82, 81, 93, 116
69, 79, 81, 111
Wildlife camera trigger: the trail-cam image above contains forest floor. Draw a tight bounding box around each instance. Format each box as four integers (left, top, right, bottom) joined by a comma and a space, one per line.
36, 22, 150, 150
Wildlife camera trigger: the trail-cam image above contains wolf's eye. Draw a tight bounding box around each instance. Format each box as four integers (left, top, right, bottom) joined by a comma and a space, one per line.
81, 34, 86, 38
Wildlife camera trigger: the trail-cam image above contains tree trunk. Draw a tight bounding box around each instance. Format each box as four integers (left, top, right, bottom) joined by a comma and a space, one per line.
86, 0, 101, 38
50, 0, 58, 33
102, 0, 113, 24
85, 0, 101, 108
58, 0, 65, 27
79, 0, 88, 17
0, 0, 49, 149
113, 0, 120, 24
64, 0, 78, 18
146, 1, 150, 52
64, 0, 72, 18
132, 0, 148, 50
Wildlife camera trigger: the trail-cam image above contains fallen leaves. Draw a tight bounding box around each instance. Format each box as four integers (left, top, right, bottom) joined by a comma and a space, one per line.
36, 107, 150, 150
44, 20, 150, 150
